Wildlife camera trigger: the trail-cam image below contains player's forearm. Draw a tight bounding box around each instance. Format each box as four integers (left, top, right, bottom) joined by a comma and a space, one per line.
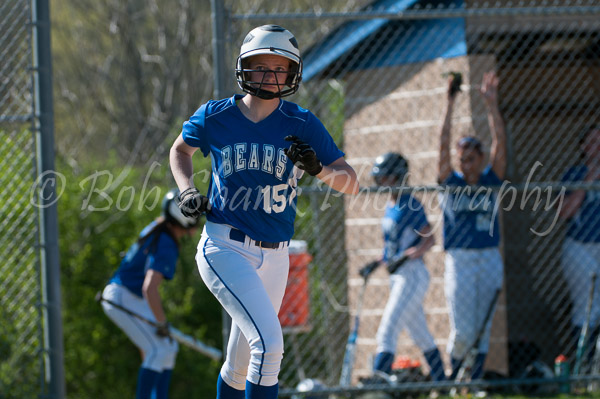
316, 163, 359, 194
559, 191, 585, 219
143, 285, 167, 324
438, 100, 454, 182
487, 104, 506, 144
169, 144, 195, 191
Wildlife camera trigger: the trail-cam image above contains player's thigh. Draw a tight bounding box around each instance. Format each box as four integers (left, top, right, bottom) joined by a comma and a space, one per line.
444, 251, 477, 310
101, 284, 165, 354
257, 249, 290, 313
479, 248, 503, 290
197, 239, 283, 351
562, 239, 596, 292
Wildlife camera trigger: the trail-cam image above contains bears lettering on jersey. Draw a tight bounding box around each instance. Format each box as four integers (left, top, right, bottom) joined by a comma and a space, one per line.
221, 143, 288, 180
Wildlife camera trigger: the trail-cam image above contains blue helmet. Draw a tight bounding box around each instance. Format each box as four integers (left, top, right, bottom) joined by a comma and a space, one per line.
371, 152, 408, 185
161, 189, 198, 228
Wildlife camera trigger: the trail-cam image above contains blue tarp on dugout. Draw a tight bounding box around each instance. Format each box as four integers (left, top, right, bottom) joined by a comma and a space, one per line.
302, 0, 466, 82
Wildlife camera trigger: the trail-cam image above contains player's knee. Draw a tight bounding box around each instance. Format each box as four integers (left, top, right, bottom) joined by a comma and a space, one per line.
450, 336, 470, 359
246, 333, 284, 386
144, 340, 179, 370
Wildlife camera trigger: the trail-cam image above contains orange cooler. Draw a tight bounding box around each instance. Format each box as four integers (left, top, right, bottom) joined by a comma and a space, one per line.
279, 240, 312, 328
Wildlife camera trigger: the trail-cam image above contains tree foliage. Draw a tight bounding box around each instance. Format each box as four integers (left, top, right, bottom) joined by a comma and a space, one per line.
56, 153, 220, 398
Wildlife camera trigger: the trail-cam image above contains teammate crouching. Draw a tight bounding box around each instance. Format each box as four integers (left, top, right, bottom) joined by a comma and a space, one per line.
169, 25, 359, 399
101, 189, 199, 399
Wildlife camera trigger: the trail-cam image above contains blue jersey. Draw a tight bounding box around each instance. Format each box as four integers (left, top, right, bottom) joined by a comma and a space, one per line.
182, 94, 344, 242
110, 222, 179, 297
562, 165, 600, 243
439, 165, 501, 249
382, 194, 429, 261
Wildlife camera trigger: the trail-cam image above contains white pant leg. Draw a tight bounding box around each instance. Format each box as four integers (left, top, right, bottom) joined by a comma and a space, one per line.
445, 248, 503, 358
196, 222, 289, 388
475, 248, 503, 354
101, 283, 179, 371
445, 250, 479, 359
376, 259, 435, 353
562, 238, 600, 327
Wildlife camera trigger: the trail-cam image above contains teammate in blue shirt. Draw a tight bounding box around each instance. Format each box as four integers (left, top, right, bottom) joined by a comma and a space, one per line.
559, 124, 600, 365
101, 189, 199, 399
359, 153, 445, 383
169, 25, 358, 399
438, 71, 506, 381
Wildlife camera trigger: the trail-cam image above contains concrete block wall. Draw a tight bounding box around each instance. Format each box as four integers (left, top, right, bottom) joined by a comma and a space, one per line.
341, 54, 509, 381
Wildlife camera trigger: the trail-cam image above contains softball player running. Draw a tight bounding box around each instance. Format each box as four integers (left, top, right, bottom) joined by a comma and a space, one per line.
169, 25, 358, 399
559, 124, 600, 363
360, 153, 446, 382
438, 71, 506, 380
101, 189, 199, 399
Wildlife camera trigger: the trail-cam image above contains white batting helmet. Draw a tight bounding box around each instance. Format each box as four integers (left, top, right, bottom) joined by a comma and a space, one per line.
161, 189, 198, 229
236, 24, 302, 99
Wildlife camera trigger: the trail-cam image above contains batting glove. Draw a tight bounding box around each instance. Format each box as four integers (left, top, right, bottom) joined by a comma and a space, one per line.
155, 321, 171, 339
359, 260, 381, 279
178, 187, 211, 218
284, 135, 323, 176
386, 255, 409, 275
448, 72, 462, 98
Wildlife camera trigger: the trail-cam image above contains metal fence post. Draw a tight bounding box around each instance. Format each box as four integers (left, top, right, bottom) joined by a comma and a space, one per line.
210, 0, 232, 356
33, 0, 65, 397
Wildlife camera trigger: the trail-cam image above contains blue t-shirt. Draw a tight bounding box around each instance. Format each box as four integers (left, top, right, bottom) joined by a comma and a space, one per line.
562, 165, 600, 243
382, 194, 429, 261
439, 165, 502, 249
110, 222, 179, 297
182, 94, 344, 242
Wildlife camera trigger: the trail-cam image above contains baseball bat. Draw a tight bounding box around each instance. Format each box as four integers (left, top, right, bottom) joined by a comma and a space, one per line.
574, 272, 597, 375
589, 331, 600, 391
339, 276, 368, 386
96, 292, 222, 361
451, 288, 501, 390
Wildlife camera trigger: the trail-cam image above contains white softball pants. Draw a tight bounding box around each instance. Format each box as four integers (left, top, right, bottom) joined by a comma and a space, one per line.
376, 258, 437, 354
101, 283, 179, 372
561, 238, 600, 328
444, 247, 503, 359
196, 222, 289, 389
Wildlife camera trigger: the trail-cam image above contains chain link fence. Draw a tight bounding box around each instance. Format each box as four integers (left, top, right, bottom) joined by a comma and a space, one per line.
0, 0, 44, 397
214, 1, 600, 397
4, 0, 600, 397
1, 0, 62, 398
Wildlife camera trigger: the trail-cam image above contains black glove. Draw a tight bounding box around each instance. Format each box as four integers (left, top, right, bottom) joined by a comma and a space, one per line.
155, 321, 171, 338
178, 187, 211, 218
449, 72, 462, 97
284, 135, 323, 176
359, 260, 381, 279
386, 255, 409, 275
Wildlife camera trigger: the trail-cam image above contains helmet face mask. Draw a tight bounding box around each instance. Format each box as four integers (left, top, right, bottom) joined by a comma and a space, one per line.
236, 25, 302, 99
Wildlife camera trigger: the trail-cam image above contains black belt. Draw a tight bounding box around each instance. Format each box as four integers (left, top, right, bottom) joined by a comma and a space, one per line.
228, 228, 287, 249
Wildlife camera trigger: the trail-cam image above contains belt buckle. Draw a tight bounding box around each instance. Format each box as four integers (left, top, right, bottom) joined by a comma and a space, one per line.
255, 240, 278, 249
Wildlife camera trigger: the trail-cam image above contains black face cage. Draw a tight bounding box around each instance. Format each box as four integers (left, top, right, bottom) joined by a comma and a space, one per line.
235, 49, 303, 99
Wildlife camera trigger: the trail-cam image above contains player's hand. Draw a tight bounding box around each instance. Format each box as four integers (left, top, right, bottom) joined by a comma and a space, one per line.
284, 135, 323, 176
480, 71, 499, 105
359, 260, 380, 279
386, 255, 409, 275
178, 187, 211, 218
448, 72, 462, 99
155, 321, 171, 339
